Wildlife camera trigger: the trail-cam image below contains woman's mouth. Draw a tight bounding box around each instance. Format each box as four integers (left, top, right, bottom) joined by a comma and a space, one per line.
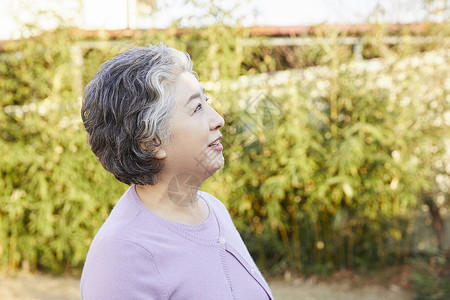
208, 137, 223, 151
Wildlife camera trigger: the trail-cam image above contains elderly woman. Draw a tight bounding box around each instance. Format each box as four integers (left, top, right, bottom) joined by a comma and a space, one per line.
80, 43, 273, 299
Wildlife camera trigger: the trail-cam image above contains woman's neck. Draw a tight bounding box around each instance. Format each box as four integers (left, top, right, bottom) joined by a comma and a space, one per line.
135, 174, 209, 225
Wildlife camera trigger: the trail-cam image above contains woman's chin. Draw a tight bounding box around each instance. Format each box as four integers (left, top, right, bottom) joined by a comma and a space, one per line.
202, 158, 225, 179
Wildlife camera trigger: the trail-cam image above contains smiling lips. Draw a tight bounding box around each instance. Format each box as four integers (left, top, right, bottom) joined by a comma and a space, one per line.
208, 136, 223, 151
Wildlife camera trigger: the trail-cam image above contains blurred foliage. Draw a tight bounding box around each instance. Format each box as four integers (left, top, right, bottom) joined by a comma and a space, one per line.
0, 29, 129, 273
0, 21, 449, 293
205, 39, 450, 275
409, 251, 450, 300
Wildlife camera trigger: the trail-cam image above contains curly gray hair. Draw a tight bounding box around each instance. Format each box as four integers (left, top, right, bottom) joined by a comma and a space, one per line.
81, 43, 194, 185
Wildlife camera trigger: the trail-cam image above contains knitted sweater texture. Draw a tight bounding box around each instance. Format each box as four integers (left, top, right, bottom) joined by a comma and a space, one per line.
80, 185, 273, 299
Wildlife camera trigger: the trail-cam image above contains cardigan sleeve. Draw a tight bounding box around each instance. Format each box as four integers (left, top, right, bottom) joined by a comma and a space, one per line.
81, 238, 168, 300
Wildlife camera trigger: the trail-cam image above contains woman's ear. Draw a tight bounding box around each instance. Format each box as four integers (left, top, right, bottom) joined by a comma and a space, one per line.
140, 139, 166, 160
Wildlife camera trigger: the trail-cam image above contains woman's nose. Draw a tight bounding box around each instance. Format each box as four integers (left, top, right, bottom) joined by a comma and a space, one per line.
210, 107, 225, 130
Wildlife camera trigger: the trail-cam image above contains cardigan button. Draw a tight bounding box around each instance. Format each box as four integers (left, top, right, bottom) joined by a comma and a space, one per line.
219, 237, 226, 244
250, 267, 256, 275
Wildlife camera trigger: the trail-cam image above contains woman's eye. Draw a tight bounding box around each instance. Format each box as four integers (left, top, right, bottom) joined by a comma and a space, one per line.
194, 97, 209, 113
194, 103, 202, 113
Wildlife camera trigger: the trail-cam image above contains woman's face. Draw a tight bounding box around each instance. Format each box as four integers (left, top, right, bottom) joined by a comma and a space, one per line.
162, 72, 225, 182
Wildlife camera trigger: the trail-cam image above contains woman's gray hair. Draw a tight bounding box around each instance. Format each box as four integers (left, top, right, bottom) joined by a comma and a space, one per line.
81, 43, 194, 185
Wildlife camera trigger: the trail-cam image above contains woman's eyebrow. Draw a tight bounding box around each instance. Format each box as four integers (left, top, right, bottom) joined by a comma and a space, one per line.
184, 87, 206, 106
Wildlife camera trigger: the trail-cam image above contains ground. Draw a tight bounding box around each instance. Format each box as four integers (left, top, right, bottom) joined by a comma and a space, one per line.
0, 268, 413, 300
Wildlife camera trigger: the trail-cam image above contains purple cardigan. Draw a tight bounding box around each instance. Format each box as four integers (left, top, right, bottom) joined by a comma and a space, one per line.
80, 185, 273, 299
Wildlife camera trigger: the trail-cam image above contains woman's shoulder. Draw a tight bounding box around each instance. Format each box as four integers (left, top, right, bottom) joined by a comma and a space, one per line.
198, 191, 231, 219
199, 190, 224, 206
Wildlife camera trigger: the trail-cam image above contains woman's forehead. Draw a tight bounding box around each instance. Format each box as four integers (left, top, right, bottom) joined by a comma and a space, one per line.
174, 72, 205, 102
